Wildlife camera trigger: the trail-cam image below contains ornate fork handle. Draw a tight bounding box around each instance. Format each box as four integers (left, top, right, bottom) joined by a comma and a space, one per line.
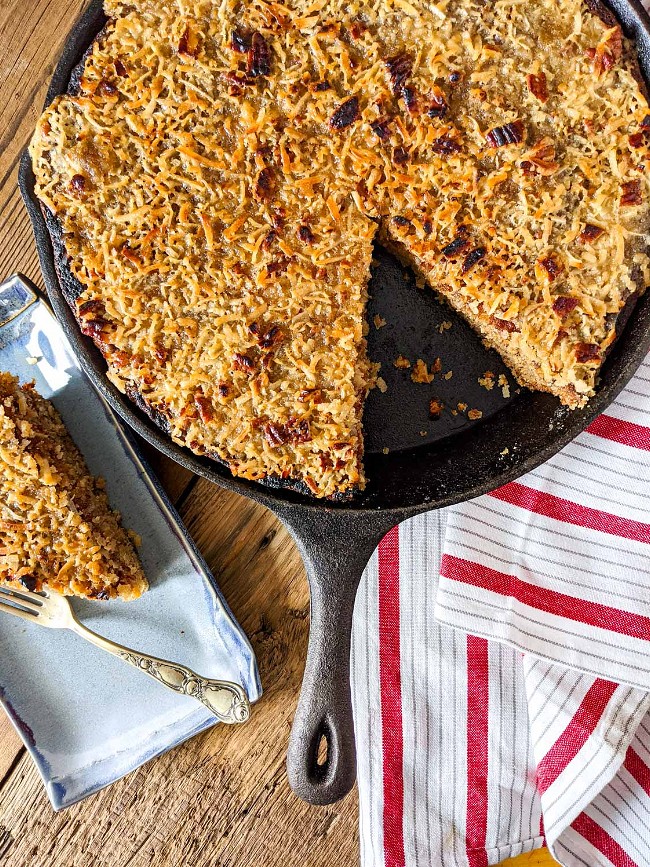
71, 623, 250, 724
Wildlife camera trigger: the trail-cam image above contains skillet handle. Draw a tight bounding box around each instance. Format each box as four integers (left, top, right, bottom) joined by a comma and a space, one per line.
276, 507, 397, 805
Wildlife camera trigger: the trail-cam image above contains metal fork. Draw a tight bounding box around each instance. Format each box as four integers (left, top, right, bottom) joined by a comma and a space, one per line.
0, 585, 250, 724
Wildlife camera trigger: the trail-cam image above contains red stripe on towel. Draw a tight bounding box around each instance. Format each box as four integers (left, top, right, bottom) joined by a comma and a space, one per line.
466, 635, 490, 867
536, 679, 618, 794
440, 555, 650, 642
489, 482, 650, 544
379, 527, 405, 867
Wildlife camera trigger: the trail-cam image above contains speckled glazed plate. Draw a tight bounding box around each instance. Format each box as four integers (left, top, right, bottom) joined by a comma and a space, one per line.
0, 274, 261, 810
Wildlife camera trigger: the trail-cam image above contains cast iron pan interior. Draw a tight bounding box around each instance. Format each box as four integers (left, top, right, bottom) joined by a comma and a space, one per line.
19, 0, 650, 805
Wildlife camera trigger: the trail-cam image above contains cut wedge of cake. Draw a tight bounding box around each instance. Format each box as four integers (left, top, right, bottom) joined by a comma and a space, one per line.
0, 373, 147, 599
29, 0, 650, 497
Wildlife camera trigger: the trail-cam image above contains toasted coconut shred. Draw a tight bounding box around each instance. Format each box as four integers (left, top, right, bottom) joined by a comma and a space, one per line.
30, 0, 650, 498
0, 373, 146, 599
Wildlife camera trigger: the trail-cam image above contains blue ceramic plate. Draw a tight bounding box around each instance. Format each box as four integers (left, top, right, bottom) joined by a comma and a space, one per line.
0, 274, 261, 810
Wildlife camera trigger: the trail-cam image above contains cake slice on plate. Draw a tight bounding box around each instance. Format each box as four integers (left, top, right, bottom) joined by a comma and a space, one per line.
0, 372, 147, 599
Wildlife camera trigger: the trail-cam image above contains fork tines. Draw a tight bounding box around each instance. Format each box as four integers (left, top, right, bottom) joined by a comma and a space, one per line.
0, 585, 44, 620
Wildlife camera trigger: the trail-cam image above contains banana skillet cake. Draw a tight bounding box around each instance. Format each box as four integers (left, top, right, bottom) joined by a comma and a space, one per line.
0, 373, 147, 599
30, 0, 650, 498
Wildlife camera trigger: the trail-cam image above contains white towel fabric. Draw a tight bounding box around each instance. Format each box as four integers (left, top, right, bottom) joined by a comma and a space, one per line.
351, 354, 650, 867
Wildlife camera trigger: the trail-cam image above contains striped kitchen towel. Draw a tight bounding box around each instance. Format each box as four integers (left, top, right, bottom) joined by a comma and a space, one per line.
351, 352, 650, 867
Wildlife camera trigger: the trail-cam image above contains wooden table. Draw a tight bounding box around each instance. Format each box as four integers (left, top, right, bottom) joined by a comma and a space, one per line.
0, 2, 556, 864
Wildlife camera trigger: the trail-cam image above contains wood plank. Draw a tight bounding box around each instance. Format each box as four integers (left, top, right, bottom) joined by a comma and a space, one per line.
0, 714, 22, 786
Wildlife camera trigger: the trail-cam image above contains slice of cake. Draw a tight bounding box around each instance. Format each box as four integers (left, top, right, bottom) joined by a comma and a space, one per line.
0, 373, 147, 599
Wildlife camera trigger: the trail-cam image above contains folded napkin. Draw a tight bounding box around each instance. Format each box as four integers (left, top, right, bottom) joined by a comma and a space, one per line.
352, 353, 650, 867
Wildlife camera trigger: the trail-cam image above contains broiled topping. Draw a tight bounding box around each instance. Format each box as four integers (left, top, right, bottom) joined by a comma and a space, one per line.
432, 135, 461, 155
257, 324, 286, 349
233, 352, 255, 372
371, 117, 392, 140
69, 174, 87, 195
442, 235, 470, 259
114, 59, 127, 77
154, 343, 169, 364
402, 86, 418, 113
299, 388, 324, 403
552, 296, 579, 317
385, 52, 412, 97
231, 29, 250, 53
449, 71, 462, 84
195, 394, 214, 423
217, 383, 231, 397
262, 230, 277, 250
429, 398, 444, 418
266, 255, 291, 277
491, 317, 519, 333
629, 132, 646, 149
592, 26, 622, 75
537, 255, 562, 281
311, 79, 331, 92
575, 342, 601, 363
642, 116, 650, 130
621, 179, 642, 206
579, 223, 605, 243
392, 215, 411, 228
272, 208, 285, 230
393, 146, 409, 165
178, 25, 199, 58
77, 298, 105, 318
486, 120, 525, 148
526, 72, 548, 102
520, 138, 558, 175
253, 167, 274, 202
97, 79, 118, 97
461, 247, 486, 273
422, 219, 433, 235
298, 224, 315, 243
248, 32, 271, 77
263, 418, 311, 447
427, 86, 448, 119
330, 96, 359, 130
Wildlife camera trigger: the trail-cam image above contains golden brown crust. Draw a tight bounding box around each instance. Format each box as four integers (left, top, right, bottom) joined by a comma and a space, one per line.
29, 0, 650, 497
0, 373, 147, 600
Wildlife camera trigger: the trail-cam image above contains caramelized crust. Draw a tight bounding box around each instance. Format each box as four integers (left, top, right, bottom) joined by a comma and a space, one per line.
0, 373, 146, 599
30, 0, 650, 497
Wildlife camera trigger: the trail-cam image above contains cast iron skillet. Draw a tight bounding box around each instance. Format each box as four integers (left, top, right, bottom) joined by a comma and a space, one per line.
20, 0, 650, 805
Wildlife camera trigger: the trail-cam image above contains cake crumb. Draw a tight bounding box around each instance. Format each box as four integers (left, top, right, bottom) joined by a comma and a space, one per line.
444, 370, 453, 380
411, 359, 435, 384
500, 447, 510, 455
498, 374, 511, 398
468, 409, 483, 420
376, 376, 388, 393
457, 402, 467, 412
429, 398, 444, 418
394, 355, 411, 369
26, 356, 39, 366
382, 446, 389, 454
420, 430, 427, 436
373, 314, 387, 329
438, 320, 452, 334
479, 371, 495, 390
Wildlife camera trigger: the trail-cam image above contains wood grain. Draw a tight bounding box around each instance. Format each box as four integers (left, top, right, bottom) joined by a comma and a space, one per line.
0, 1, 557, 865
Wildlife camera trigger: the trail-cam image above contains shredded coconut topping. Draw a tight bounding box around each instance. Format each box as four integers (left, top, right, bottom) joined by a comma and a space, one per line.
30, 0, 650, 497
